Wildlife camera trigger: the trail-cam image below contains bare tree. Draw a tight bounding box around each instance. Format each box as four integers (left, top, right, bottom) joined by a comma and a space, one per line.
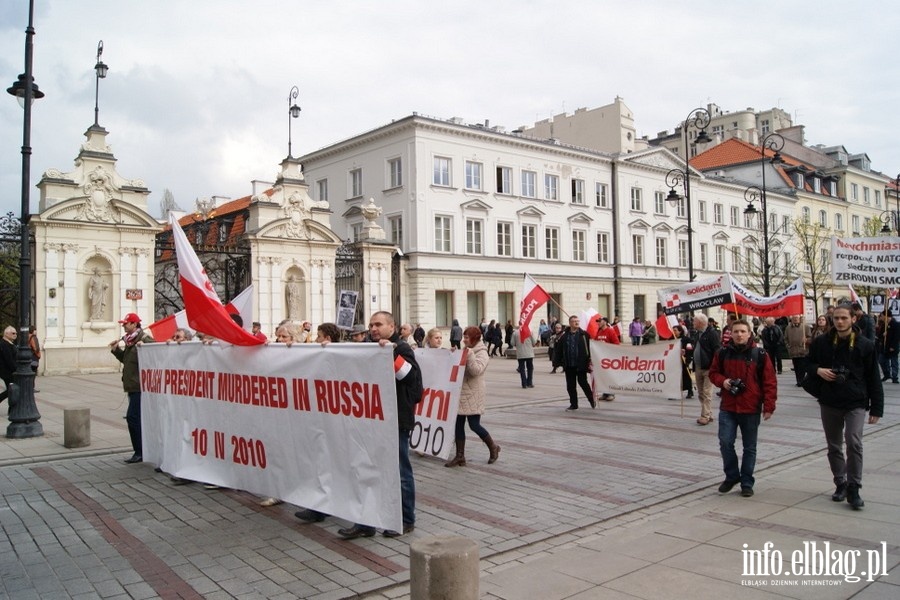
792, 218, 832, 317
730, 213, 794, 296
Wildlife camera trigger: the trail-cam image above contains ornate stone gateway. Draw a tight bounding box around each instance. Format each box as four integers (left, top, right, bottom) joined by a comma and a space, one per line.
334, 241, 364, 327
0, 213, 25, 329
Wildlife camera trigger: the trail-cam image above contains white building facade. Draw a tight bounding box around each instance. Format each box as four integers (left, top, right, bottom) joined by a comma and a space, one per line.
299, 114, 794, 331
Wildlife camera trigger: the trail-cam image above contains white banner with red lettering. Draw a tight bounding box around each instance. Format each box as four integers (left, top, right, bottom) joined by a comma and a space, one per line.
831, 236, 900, 287
721, 276, 805, 318
589, 340, 681, 399
410, 348, 467, 460
139, 342, 402, 532
657, 274, 733, 316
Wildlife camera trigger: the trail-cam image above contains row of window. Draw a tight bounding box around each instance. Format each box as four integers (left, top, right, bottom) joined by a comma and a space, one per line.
849, 183, 882, 207
801, 207, 870, 234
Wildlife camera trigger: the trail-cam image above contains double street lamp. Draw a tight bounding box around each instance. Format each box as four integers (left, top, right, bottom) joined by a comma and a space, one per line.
882, 174, 900, 235
5, 0, 43, 438
742, 132, 785, 297
665, 107, 712, 282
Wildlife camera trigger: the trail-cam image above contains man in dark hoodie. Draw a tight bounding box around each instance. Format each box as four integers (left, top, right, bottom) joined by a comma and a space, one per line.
806, 304, 883, 510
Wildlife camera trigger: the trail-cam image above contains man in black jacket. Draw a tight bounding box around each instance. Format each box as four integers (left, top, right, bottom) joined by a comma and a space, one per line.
338, 311, 423, 539
554, 315, 595, 410
692, 314, 721, 426
0, 326, 18, 405
806, 304, 883, 509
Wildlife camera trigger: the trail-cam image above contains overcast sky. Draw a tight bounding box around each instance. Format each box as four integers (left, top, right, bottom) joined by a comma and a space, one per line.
2, 0, 898, 219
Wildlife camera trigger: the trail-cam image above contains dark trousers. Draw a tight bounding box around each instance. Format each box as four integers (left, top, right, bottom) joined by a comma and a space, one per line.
454, 414, 489, 440
563, 368, 592, 408
791, 357, 807, 384
517, 358, 533, 387
125, 391, 142, 456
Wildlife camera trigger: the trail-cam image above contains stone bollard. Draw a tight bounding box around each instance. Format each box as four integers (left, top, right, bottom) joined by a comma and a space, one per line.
410, 536, 479, 600
63, 408, 91, 449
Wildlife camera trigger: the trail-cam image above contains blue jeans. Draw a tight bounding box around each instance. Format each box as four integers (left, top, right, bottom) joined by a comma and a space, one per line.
125, 391, 142, 455
878, 351, 898, 381
399, 428, 415, 526
718, 410, 761, 489
518, 358, 533, 387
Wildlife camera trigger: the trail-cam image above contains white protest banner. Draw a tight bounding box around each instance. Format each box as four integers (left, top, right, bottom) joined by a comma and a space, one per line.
411, 348, 467, 460
139, 342, 402, 532
590, 340, 681, 399
721, 276, 805, 318
657, 274, 733, 316
831, 236, 900, 287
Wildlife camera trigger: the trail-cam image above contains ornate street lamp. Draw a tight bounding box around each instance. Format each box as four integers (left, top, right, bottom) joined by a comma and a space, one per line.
287, 85, 301, 158
93, 40, 108, 127
742, 132, 785, 296
5, 0, 43, 438
664, 107, 712, 282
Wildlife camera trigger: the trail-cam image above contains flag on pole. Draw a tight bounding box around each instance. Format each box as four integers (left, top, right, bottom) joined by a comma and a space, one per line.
168, 213, 263, 346
146, 285, 255, 341
848, 284, 860, 305
518, 274, 550, 342
655, 314, 678, 340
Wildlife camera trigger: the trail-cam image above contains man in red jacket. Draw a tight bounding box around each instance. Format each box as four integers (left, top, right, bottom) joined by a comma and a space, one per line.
709, 319, 777, 498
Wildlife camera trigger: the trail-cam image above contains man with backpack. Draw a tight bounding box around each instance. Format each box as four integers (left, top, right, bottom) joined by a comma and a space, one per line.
709, 318, 777, 498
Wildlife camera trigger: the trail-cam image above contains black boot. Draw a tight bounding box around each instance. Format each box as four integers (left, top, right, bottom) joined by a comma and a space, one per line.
846, 483, 864, 510
831, 481, 847, 502
444, 439, 466, 467
482, 434, 500, 464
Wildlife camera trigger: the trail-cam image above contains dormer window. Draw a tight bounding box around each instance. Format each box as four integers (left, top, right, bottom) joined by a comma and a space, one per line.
793, 173, 804, 188
218, 223, 229, 243
829, 181, 837, 196
813, 178, 821, 193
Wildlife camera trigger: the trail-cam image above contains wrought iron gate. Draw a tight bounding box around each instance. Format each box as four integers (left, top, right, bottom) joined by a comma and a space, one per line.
334, 242, 364, 327
0, 212, 25, 329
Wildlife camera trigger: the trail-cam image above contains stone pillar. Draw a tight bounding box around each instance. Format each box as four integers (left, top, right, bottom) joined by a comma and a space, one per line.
62, 245, 79, 341
410, 536, 479, 600
63, 408, 91, 448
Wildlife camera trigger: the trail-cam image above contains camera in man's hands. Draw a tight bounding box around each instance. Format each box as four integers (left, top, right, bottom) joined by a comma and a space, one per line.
727, 379, 745, 395
831, 366, 849, 384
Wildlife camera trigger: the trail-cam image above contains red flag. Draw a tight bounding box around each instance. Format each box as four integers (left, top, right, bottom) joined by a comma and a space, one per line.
147, 285, 255, 341
656, 314, 677, 340
168, 213, 263, 346
848, 284, 860, 305
518, 274, 550, 342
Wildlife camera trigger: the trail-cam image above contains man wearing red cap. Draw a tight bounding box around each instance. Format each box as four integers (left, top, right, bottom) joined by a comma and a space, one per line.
109, 313, 154, 463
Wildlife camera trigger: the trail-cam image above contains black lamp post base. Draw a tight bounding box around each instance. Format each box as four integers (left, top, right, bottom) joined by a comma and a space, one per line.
7, 420, 43, 438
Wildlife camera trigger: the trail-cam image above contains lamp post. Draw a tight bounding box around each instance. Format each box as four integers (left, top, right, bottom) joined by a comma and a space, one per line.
93, 40, 108, 127
742, 132, 785, 297
878, 208, 900, 235
884, 174, 900, 236
287, 85, 301, 158
664, 107, 712, 282
5, 0, 43, 438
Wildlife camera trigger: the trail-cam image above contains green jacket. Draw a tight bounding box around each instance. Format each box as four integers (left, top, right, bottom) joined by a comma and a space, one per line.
111, 330, 154, 392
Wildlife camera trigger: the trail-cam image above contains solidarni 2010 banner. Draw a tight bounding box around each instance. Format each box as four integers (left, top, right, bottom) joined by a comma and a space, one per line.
139, 342, 403, 532
590, 340, 682, 399
411, 347, 466, 460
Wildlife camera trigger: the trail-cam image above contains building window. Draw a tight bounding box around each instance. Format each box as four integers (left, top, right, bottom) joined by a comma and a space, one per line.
389, 215, 403, 247
821, 248, 829, 268
316, 179, 328, 202
761, 119, 770, 135
434, 291, 453, 327
351, 223, 362, 242
654, 191, 666, 215
745, 246, 755, 270
465, 161, 483, 190
829, 181, 837, 196
350, 168, 363, 198
794, 173, 805, 188
744, 210, 753, 229
632, 235, 644, 264
714, 203, 724, 225
497, 222, 512, 256
433, 157, 451, 186
732, 246, 742, 271
698, 200, 708, 222
217, 223, 228, 243
678, 240, 688, 268
597, 232, 610, 263
522, 171, 536, 198
522, 224, 536, 258
466, 219, 483, 254
655, 238, 667, 267
677, 197, 687, 218
595, 182, 608, 207
802, 207, 811, 224
631, 187, 643, 211
769, 212, 778, 232
730, 205, 740, 226
699, 243, 708, 270
571, 179, 585, 204
851, 215, 860, 234
496, 166, 512, 194
572, 230, 586, 262
715, 245, 725, 271
389, 158, 402, 188
782, 215, 790, 233
851, 183, 859, 201
863, 186, 870, 204
813, 177, 821, 193
818, 210, 827, 227
544, 174, 559, 201
545, 227, 559, 260
435, 216, 452, 252
875, 189, 882, 207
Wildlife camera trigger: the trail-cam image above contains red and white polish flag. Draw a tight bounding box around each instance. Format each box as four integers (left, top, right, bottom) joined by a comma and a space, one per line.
147, 285, 255, 341
168, 213, 263, 346
518, 273, 551, 342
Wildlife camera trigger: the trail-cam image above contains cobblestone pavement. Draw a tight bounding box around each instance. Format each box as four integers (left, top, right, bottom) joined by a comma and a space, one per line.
0, 359, 896, 599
